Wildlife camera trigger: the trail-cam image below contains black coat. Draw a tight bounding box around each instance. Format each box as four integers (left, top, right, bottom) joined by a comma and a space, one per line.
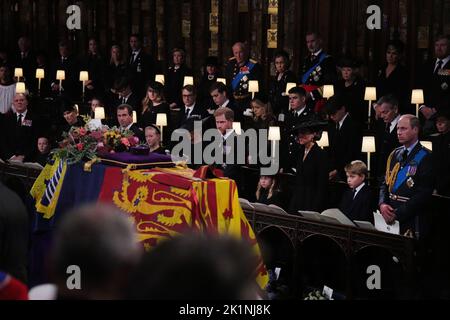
1, 110, 41, 160
128, 50, 155, 98
328, 115, 363, 180
256, 188, 282, 207
281, 107, 315, 172
376, 64, 411, 114
335, 77, 366, 124
50, 55, 80, 101
139, 102, 172, 144
268, 70, 297, 115
432, 131, 450, 196
128, 123, 145, 143
375, 119, 401, 180
339, 184, 374, 223
14, 51, 37, 94
289, 143, 329, 213
165, 64, 193, 108
178, 103, 208, 128
80, 53, 106, 100
379, 144, 434, 234
419, 59, 450, 113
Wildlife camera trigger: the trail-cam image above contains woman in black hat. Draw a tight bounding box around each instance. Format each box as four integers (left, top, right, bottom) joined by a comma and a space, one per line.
198, 56, 223, 109
288, 118, 330, 213
335, 57, 366, 124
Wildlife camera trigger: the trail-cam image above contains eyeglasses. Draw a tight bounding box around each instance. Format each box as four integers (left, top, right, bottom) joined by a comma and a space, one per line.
182, 94, 194, 98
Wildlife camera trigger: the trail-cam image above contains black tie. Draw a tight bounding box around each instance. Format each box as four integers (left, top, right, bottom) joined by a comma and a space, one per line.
336, 122, 340, 131
435, 60, 443, 75
186, 108, 190, 117
122, 97, 126, 104
353, 189, 358, 199
130, 52, 136, 64
385, 122, 391, 134
17, 114, 23, 126
401, 149, 409, 165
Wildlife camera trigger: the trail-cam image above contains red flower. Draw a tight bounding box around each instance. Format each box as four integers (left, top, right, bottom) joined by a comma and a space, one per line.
76, 143, 84, 151
240, 66, 249, 73
121, 138, 131, 147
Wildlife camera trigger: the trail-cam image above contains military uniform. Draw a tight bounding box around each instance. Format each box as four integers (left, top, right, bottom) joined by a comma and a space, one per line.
299, 51, 337, 111
379, 143, 434, 236
225, 57, 263, 113
281, 107, 314, 172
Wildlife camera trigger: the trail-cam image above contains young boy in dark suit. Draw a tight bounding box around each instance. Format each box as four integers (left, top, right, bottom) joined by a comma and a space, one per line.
339, 160, 374, 223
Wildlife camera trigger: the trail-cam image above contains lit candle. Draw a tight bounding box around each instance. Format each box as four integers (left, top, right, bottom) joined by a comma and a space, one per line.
364, 87, 377, 128
322, 85, 334, 99
36, 68, 45, 94
362, 136, 376, 179
94, 107, 105, 120
14, 68, 23, 79
411, 89, 424, 118
183, 76, 194, 87
156, 113, 168, 142
268, 126, 281, 161
217, 78, 227, 85
79, 71, 89, 101
15, 82, 26, 94
248, 80, 259, 99
56, 70, 65, 95
155, 74, 165, 85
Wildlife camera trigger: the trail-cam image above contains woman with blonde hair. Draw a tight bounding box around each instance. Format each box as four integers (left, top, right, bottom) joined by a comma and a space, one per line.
139, 81, 171, 142
105, 44, 128, 94
249, 97, 276, 130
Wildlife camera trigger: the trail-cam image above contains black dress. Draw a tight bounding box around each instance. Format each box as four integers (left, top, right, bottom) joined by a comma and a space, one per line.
288, 143, 329, 213
375, 64, 411, 114
256, 188, 282, 207
335, 77, 366, 125
268, 70, 297, 115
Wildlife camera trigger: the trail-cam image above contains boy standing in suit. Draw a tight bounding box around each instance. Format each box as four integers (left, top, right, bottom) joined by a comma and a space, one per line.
340, 160, 374, 223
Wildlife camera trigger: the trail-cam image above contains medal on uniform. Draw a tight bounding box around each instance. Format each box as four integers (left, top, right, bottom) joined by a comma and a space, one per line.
406, 177, 415, 189
243, 83, 248, 89
314, 76, 320, 82
407, 165, 417, 177
208, 75, 215, 81
442, 82, 449, 91
243, 76, 248, 82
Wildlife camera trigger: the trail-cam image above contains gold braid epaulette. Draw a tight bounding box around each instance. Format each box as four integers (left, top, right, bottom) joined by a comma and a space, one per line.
385, 150, 400, 193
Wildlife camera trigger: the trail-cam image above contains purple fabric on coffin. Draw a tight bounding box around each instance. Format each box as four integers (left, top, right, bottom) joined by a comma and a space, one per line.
98, 151, 173, 164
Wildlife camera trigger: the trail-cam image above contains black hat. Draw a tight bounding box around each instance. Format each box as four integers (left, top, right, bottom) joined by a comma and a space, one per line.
337, 56, 360, 69
205, 56, 220, 67
291, 117, 328, 134
325, 95, 346, 115
253, 92, 269, 105
435, 108, 450, 120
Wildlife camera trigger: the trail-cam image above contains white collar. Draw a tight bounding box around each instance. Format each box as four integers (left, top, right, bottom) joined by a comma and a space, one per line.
295, 106, 306, 116
390, 114, 401, 133
223, 129, 234, 140
405, 140, 419, 154
122, 123, 133, 131
185, 103, 195, 110
16, 110, 28, 118
313, 49, 323, 57
354, 183, 365, 197
338, 113, 349, 129
436, 55, 450, 67
132, 49, 141, 55
221, 100, 230, 108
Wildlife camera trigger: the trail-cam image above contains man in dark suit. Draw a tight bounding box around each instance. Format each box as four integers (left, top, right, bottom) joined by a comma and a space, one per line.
325, 95, 363, 181
225, 42, 264, 113
339, 160, 374, 223
374, 95, 402, 181
213, 107, 242, 185
379, 115, 433, 237
281, 87, 315, 173
50, 40, 80, 101
112, 77, 141, 117
178, 85, 207, 129
208, 82, 243, 124
117, 104, 144, 143
419, 34, 450, 135
128, 34, 155, 100
0, 93, 41, 162
299, 32, 337, 111
13, 36, 37, 94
